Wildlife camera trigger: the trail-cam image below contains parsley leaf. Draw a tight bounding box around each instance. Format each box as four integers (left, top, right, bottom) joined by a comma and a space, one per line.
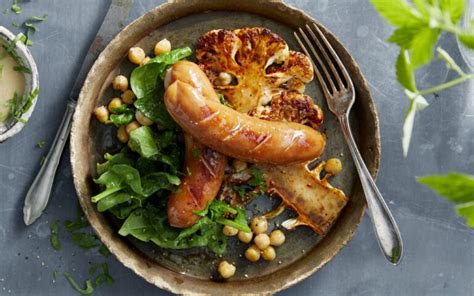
50, 220, 61, 251
11, 0, 21, 14
418, 173, 474, 227
71, 232, 100, 249
64, 273, 94, 296
37, 140, 46, 149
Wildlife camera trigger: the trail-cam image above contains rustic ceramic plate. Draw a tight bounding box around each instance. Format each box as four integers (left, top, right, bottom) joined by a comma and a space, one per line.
70, 0, 380, 294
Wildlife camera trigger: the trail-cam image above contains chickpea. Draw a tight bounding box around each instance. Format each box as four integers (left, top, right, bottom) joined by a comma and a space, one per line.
128, 47, 146, 65
269, 229, 286, 246
244, 245, 261, 262
117, 126, 129, 143
254, 233, 270, 250
218, 261, 236, 279
94, 106, 109, 123
154, 38, 171, 56
112, 75, 128, 92
222, 225, 238, 237
238, 230, 253, 243
108, 98, 123, 113
325, 158, 342, 176
121, 90, 136, 105
250, 216, 268, 234
215, 72, 232, 86
126, 120, 141, 134
138, 56, 150, 67
232, 159, 247, 173
135, 110, 154, 126
261, 246, 276, 261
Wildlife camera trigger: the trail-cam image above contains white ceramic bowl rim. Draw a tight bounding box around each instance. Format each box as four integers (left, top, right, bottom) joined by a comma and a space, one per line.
0, 26, 39, 142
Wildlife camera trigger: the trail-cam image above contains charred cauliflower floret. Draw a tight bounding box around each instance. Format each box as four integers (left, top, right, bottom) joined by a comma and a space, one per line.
248, 91, 324, 130
196, 28, 314, 112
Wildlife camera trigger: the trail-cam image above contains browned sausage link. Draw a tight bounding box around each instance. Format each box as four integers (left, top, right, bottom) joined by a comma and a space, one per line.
164, 79, 326, 165
167, 134, 227, 228
166, 61, 228, 228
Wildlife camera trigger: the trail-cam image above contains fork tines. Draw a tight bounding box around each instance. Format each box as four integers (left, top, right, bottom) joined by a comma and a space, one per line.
294, 23, 351, 97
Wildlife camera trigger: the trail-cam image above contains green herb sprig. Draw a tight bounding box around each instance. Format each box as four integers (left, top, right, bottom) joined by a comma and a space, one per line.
418, 173, 474, 227
370, 0, 474, 156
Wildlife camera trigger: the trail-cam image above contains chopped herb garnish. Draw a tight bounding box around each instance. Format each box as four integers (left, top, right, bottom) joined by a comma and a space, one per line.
94, 263, 113, 286
13, 65, 31, 73
232, 184, 248, 200
64, 219, 89, 232
11, 0, 21, 14
40, 155, 46, 166
218, 93, 233, 108
98, 244, 110, 257
71, 232, 100, 249
24, 23, 39, 32
64, 273, 94, 296
50, 220, 61, 251
191, 148, 201, 158
248, 167, 266, 188
29, 14, 48, 22
37, 140, 46, 149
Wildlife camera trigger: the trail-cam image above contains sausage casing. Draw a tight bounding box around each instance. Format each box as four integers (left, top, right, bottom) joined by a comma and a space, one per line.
167, 134, 227, 228
164, 72, 326, 164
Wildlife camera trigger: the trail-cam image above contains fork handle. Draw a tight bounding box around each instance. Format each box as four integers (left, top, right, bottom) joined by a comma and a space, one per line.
338, 114, 403, 265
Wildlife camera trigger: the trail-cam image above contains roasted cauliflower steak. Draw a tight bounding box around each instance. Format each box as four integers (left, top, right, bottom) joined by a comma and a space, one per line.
196, 27, 348, 235
195, 28, 314, 112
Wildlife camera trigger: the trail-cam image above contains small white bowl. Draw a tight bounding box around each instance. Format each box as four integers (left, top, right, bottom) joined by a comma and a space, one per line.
0, 26, 39, 142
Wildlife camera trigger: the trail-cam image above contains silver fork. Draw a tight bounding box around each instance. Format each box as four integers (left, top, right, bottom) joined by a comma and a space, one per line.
295, 23, 403, 265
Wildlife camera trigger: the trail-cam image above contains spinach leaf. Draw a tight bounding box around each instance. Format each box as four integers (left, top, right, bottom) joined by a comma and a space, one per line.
129, 126, 159, 158
118, 208, 157, 241
131, 47, 191, 130
108, 104, 135, 127
119, 200, 248, 255
134, 89, 178, 130
141, 172, 180, 196
97, 192, 137, 212
130, 47, 192, 98
96, 148, 137, 176
92, 164, 144, 202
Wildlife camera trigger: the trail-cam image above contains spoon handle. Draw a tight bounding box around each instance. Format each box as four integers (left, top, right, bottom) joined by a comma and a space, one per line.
339, 114, 403, 265
23, 101, 76, 225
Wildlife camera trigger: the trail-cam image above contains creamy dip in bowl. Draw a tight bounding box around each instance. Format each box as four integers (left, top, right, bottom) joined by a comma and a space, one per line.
0, 26, 39, 142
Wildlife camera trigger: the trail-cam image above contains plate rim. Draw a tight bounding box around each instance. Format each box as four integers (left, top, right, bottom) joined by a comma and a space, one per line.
70, 0, 381, 294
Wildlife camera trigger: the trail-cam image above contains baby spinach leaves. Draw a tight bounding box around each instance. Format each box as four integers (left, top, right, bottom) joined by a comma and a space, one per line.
108, 104, 135, 126
118, 200, 246, 255
131, 47, 191, 130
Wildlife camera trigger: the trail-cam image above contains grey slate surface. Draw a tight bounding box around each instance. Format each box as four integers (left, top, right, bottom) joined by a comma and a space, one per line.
1, 0, 473, 295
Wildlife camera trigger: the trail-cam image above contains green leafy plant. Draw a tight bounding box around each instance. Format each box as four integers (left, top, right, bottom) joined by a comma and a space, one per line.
370, 0, 474, 156
418, 173, 474, 227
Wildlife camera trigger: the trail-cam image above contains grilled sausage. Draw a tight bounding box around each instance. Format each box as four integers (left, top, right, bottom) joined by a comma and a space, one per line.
165, 61, 228, 228
164, 62, 326, 165
167, 134, 227, 228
